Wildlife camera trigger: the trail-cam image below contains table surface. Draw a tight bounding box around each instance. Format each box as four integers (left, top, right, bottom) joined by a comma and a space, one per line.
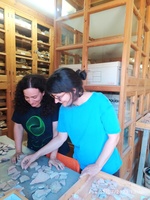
0, 135, 80, 200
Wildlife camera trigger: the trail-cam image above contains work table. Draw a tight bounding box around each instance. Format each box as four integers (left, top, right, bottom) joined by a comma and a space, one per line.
0, 135, 80, 199
1, 135, 150, 200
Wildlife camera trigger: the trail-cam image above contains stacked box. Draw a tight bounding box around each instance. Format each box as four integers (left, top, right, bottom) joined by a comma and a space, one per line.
59, 61, 133, 85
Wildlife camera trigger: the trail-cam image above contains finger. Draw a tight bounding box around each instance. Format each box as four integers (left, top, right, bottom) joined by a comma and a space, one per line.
21, 158, 30, 169
11, 156, 17, 164
48, 162, 52, 168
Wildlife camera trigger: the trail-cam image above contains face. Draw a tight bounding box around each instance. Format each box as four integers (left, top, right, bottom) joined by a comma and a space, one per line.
23, 88, 44, 107
51, 92, 72, 107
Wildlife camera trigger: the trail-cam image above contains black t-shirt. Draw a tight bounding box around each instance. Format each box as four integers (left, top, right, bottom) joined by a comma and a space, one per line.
12, 106, 69, 155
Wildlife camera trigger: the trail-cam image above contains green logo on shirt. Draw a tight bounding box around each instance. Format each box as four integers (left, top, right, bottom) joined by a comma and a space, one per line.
26, 116, 45, 136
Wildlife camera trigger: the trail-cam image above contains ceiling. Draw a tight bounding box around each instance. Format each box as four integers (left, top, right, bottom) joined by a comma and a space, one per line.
17, 0, 55, 18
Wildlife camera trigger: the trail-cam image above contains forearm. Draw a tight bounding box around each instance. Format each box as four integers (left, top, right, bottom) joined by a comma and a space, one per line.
34, 134, 66, 160
50, 121, 59, 159
14, 124, 24, 153
96, 134, 120, 169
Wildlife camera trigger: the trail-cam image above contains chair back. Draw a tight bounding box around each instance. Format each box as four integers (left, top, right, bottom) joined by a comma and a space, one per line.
46, 153, 80, 173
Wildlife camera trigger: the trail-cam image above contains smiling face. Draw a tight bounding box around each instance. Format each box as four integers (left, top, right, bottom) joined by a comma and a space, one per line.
23, 88, 44, 108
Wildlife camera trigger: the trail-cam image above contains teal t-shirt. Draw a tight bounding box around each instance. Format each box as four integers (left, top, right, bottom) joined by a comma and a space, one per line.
58, 92, 122, 174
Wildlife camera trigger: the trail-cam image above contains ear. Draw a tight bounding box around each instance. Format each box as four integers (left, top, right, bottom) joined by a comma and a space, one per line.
42, 91, 45, 96
72, 88, 76, 93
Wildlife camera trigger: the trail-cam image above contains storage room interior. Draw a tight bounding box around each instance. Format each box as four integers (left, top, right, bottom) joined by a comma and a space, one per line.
0, 0, 150, 191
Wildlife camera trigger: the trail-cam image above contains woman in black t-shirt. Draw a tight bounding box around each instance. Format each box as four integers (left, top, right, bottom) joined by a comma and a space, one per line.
11, 74, 69, 169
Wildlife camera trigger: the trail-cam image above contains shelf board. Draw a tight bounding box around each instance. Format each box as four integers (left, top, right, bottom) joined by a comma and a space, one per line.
37, 68, 49, 72
0, 107, 7, 111
0, 28, 4, 32
15, 33, 32, 41
0, 52, 6, 56
84, 85, 120, 92
38, 59, 50, 63
16, 55, 33, 60
16, 65, 32, 69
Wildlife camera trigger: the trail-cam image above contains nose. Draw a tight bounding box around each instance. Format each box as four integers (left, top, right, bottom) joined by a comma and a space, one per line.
28, 98, 34, 105
55, 99, 60, 103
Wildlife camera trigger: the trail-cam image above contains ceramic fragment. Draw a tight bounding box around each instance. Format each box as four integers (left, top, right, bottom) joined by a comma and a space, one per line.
59, 172, 68, 176
120, 187, 134, 198
30, 171, 51, 185
0, 157, 10, 163
0, 150, 3, 154
59, 172, 68, 180
16, 154, 26, 166
11, 171, 21, 180
29, 161, 38, 169
19, 175, 30, 183
41, 165, 50, 171
8, 165, 16, 171
89, 178, 135, 200
8, 166, 18, 175
35, 165, 41, 171
59, 179, 66, 186
0, 142, 15, 156
49, 180, 62, 193
59, 174, 67, 180
0, 182, 7, 190
112, 194, 121, 200
23, 169, 28, 173
69, 194, 83, 200
2, 184, 11, 191
7, 144, 15, 149
36, 183, 47, 189
32, 188, 51, 200
32, 172, 38, 179
99, 193, 107, 199
49, 171, 59, 179
7, 179, 19, 187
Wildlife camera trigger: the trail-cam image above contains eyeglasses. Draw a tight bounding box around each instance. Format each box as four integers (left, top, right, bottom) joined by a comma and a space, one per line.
50, 93, 66, 101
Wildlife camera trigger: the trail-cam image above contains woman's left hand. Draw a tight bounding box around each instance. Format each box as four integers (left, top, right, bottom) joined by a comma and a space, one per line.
80, 163, 101, 178
48, 158, 65, 170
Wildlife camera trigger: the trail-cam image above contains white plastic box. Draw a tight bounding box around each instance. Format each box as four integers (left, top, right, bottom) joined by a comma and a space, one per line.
87, 62, 121, 85
59, 61, 133, 85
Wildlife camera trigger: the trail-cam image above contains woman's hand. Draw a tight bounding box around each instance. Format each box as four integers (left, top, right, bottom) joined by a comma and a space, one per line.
80, 163, 101, 178
11, 152, 23, 164
21, 153, 38, 169
48, 158, 65, 170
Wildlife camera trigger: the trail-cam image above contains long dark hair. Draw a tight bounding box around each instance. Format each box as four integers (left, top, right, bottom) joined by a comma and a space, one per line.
14, 74, 56, 116
46, 68, 87, 104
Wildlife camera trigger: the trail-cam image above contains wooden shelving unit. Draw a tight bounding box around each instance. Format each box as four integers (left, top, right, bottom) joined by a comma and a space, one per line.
54, 0, 150, 180
0, 0, 54, 138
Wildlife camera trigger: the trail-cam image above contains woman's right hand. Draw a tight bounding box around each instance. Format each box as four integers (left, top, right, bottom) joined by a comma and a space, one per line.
11, 152, 23, 164
21, 153, 38, 169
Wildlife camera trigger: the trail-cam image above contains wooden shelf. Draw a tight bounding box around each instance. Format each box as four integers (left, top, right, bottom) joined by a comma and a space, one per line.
54, 0, 150, 181
84, 85, 120, 92
0, 0, 54, 138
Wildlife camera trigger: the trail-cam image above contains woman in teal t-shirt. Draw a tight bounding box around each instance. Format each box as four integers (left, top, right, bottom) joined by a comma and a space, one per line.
21, 68, 122, 178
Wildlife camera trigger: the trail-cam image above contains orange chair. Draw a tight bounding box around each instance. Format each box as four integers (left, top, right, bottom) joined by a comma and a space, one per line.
46, 152, 80, 173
